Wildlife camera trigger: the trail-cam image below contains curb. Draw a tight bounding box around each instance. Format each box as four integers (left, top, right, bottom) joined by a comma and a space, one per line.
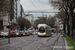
63, 37, 69, 50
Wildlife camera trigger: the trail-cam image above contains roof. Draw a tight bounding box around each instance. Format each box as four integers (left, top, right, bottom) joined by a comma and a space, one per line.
37, 24, 47, 28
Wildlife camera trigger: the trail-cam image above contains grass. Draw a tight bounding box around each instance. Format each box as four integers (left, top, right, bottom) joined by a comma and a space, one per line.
62, 33, 75, 50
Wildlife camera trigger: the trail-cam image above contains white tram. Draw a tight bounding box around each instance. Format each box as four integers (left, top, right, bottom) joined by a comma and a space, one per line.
37, 24, 51, 37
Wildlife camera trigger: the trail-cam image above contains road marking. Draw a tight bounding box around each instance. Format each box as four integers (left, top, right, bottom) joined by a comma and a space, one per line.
36, 40, 48, 50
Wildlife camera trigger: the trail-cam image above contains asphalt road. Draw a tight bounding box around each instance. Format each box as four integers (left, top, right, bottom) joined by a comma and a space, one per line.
0, 33, 65, 50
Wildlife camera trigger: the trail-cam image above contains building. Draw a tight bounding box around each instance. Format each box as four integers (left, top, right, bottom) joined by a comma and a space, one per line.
17, 0, 21, 18
0, 0, 25, 31
25, 14, 34, 25
0, 0, 17, 31
20, 5, 25, 17
54, 18, 63, 32
17, 0, 25, 18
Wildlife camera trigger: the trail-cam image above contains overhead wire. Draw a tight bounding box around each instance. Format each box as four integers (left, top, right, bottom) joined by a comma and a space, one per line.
30, 0, 41, 12
37, 0, 52, 17
38, 0, 50, 5
38, 0, 53, 10
29, 0, 57, 18
30, 0, 44, 16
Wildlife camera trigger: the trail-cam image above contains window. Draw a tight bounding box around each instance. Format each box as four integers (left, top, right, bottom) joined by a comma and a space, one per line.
39, 29, 45, 33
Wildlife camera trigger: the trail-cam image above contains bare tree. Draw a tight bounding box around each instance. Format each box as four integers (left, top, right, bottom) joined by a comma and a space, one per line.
49, 0, 75, 37
34, 17, 56, 28
0, 0, 12, 16
17, 17, 31, 30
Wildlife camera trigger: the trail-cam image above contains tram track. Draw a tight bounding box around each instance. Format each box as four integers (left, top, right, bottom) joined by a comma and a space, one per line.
15, 35, 52, 50
52, 35, 66, 50
15, 37, 42, 50
35, 34, 59, 50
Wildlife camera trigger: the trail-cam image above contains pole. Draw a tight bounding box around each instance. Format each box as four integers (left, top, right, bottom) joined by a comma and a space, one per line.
8, 26, 10, 43
8, 14, 11, 44
8, 23, 10, 43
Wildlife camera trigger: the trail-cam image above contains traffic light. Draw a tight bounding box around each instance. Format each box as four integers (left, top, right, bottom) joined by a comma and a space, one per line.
17, 25, 19, 29
59, 16, 60, 19
7, 25, 11, 29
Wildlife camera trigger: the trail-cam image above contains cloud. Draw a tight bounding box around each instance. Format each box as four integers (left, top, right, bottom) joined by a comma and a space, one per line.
20, 0, 58, 11
20, 0, 58, 19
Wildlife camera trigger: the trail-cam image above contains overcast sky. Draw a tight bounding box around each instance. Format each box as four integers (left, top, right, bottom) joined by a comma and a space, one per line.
20, 0, 58, 20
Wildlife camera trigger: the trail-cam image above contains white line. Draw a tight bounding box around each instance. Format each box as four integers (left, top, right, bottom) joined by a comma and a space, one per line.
36, 41, 47, 50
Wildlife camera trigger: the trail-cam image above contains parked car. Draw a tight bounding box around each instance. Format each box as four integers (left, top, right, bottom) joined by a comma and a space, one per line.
19, 31, 23, 36
15, 31, 20, 36
22, 31, 25, 36
12, 31, 16, 37
0, 31, 9, 37
25, 31, 30, 36
0, 31, 2, 38
28, 30, 33, 35
10, 31, 14, 37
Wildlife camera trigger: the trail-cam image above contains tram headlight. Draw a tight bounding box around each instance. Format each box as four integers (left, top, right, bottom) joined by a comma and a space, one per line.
38, 32, 39, 34
44, 32, 46, 35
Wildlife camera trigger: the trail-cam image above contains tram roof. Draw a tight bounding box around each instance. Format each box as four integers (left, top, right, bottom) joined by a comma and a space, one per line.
37, 24, 47, 28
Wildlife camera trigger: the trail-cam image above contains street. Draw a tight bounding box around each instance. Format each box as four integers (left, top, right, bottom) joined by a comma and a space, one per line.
0, 33, 66, 50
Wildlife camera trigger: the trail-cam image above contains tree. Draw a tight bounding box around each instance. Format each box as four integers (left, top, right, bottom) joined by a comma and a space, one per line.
49, 0, 75, 37
56, 9, 67, 34
17, 17, 31, 30
34, 17, 56, 28
0, 0, 12, 16
47, 17, 56, 28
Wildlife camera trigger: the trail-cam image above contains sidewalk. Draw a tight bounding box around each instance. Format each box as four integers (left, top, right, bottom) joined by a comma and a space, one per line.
54, 34, 66, 50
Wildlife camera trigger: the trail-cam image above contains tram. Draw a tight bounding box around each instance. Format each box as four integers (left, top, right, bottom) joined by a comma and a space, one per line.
37, 24, 51, 37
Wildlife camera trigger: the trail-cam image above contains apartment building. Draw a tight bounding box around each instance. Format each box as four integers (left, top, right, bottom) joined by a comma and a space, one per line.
55, 18, 63, 32
0, 0, 17, 31
20, 5, 25, 17
0, 0, 25, 31
17, 0, 21, 18
17, 1, 25, 18
25, 14, 34, 25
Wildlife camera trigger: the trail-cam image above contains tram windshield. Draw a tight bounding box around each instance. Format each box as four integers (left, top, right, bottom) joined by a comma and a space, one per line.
39, 27, 45, 33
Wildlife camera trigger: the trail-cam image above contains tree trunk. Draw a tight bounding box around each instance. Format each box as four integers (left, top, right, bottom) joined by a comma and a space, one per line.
70, 9, 73, 38
67, 14, 70, 36
64, 23, 66, 34
65, 10, 70, 36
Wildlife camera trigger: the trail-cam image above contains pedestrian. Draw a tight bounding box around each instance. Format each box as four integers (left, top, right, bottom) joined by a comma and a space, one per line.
57, 30, 58, 35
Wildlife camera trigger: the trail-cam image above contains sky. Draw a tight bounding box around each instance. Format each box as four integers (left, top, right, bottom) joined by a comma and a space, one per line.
20, 0, 59, 20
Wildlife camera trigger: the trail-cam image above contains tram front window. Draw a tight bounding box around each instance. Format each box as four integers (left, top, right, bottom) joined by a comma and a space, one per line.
39, 29, 45, 33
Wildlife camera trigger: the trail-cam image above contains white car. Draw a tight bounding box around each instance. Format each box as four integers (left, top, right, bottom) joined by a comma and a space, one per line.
0, 31, 9, 37
51, 32, 54, 35
33, 31, 37, 35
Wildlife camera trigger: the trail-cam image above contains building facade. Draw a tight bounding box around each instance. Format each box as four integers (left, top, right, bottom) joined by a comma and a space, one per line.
0, 0, 25, 31
20, 5, 25, 17
17, 0, 21, 18
0, 0, 17, 31
55, 18, 63, 32
25, 14, 34, 25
